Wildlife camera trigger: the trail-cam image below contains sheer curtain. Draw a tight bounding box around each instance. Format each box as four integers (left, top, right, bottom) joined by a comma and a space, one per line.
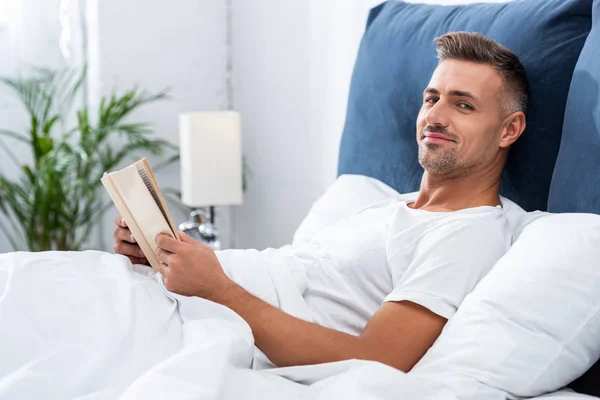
0, 0, 85, 75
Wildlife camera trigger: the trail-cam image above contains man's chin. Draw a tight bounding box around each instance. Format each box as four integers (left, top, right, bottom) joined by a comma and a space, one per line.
423, 141, 444, 150
418, 152, 457, 175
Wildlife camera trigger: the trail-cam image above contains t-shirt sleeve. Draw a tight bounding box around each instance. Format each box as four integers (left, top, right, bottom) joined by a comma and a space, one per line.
383, 218, 508, 320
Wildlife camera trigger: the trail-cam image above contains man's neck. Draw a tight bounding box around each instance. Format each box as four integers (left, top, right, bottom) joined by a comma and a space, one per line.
410, 166, 502, 212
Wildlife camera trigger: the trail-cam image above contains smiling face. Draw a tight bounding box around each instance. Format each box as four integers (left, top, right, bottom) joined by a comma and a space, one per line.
416, 59, 509, 177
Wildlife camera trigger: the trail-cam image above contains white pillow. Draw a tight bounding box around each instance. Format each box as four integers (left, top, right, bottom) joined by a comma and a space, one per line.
411, 213, 600, 399
291, 174, 401, 246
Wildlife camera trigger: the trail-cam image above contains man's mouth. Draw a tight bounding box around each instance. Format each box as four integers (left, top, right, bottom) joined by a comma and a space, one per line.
423, 133, 455, 143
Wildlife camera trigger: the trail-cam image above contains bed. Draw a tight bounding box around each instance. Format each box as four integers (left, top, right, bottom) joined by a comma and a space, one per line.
2, 0, 600, 398
2, 183, 599, 400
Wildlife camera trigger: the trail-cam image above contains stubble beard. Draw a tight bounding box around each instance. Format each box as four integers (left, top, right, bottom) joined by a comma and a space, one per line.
418, 141, 459, 175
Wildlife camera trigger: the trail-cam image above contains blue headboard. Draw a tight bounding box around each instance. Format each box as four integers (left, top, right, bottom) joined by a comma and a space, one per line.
337, 0, 593, 212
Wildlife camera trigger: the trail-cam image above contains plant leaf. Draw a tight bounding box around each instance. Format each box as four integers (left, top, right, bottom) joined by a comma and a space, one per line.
0, 129, 29, 144
0, 138, 22, 168
153, 153, 180, 171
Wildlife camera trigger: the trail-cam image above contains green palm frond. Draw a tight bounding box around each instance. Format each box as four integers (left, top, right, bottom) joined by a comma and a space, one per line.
0, 67, 177, 251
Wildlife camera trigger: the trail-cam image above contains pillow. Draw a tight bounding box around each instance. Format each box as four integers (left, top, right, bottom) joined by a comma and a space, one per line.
291, 174, 401, 247
410, 213, 600, 399
548, 0, 600, 215
337, 0, 592, 212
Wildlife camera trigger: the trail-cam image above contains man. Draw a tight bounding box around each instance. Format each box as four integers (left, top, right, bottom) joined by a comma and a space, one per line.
113, 32, 528, 373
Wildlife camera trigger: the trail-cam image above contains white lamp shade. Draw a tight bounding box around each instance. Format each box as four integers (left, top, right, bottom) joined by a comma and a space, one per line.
179, 111, 243, 207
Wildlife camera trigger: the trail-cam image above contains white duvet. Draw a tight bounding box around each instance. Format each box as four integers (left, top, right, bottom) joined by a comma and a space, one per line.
0, 251, 593, 400
0, 250, 457, 400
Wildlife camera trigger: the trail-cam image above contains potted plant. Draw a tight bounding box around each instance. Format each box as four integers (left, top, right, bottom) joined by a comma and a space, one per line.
0, 68, 177, 251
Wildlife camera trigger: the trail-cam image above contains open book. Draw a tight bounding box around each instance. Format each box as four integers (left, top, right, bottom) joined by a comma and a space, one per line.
101, 158, 180, 273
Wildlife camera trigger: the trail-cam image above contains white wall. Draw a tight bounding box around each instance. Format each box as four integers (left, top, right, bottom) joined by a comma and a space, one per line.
230, 1, 317, 249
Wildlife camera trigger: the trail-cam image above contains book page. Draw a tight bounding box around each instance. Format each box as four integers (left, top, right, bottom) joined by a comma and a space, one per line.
136, 159, 179, 240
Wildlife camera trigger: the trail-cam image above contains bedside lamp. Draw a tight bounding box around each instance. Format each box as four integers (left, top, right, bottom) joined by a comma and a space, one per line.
178, 111, 243, 249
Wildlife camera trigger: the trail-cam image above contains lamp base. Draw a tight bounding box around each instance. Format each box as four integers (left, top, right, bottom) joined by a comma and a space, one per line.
178, 207, 221, 250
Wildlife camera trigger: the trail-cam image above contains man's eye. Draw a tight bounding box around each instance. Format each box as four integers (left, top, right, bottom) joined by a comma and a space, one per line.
458, 103, 474, 111
425, 97, 438, 104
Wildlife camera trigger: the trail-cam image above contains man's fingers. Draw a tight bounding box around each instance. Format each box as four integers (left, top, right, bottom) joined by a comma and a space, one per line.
178, 230, 195, 244
159, 262, 169, 276
114, 215, 128, 228
114, 241, 145, 258
155, 233, 181, 253
155, 246, 174, 265
114, 226, 136, 243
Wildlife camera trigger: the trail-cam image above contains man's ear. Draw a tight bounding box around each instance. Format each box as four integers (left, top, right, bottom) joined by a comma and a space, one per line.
499, 111, 526, 148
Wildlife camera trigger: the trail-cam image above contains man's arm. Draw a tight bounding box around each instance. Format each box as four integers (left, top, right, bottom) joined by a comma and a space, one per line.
155, 232, 446, 372
217, 283, 446, 371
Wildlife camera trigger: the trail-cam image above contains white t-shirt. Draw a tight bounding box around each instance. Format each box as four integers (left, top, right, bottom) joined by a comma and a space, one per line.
298, 196, 511, 335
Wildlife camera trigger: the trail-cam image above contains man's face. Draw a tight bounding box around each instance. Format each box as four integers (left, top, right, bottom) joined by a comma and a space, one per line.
416, 59, 507, 177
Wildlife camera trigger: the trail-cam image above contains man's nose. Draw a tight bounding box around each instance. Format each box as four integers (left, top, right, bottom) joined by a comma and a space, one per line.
425, 101, 450, 128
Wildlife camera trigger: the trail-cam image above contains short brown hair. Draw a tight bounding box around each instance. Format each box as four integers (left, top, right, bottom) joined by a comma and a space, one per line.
434, 32, 529, 115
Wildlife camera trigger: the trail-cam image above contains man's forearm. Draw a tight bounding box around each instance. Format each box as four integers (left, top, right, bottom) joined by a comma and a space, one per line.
211, 282, 371, 368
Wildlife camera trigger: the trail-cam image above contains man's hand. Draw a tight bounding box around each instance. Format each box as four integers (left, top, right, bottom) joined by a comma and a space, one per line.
155, 231, 234, 298
113, 215, 148, 265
